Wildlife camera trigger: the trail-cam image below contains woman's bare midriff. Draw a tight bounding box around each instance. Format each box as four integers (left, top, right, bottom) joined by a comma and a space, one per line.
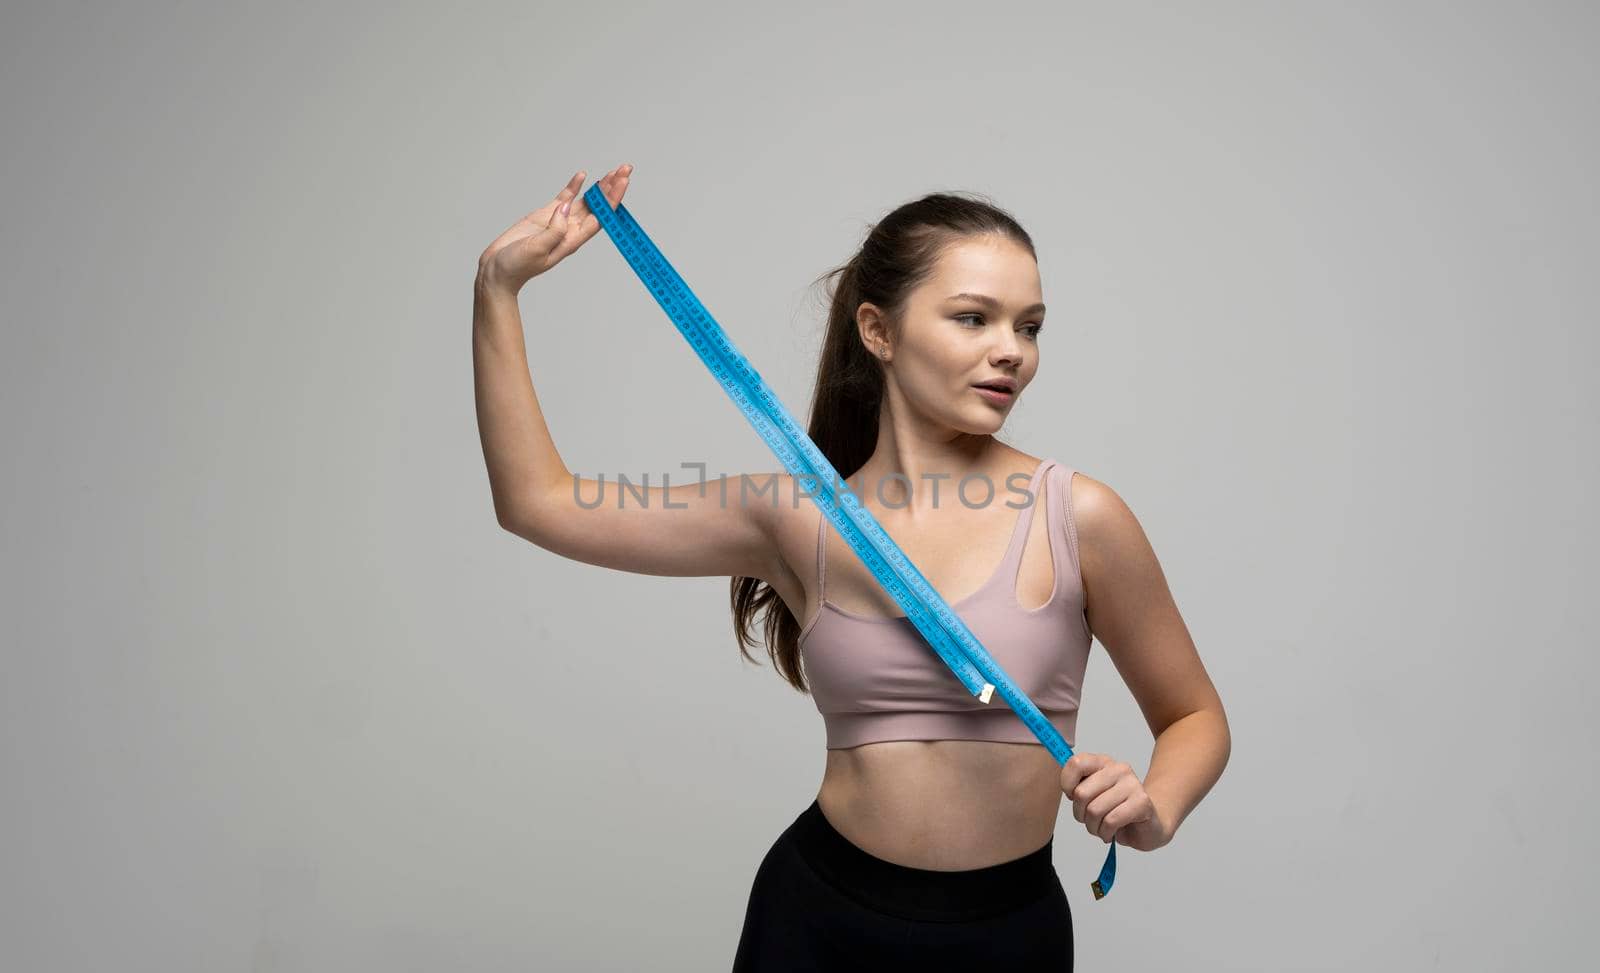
816, 737, 1067, 871
771, 453, 1072, 871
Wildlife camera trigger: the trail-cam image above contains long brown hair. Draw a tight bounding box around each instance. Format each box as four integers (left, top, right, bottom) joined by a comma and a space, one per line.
729, 191, 1039, 692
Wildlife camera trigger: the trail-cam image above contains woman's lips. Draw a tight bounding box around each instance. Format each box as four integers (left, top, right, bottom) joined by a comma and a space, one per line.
973, 385, 1015, 405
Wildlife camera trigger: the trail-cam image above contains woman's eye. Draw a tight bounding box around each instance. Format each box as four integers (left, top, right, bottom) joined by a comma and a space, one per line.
953, 315, 1043, 342
958, 313, 1043, 340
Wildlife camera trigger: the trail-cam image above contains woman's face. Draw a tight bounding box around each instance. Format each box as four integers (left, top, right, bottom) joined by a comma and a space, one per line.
859, 234, 1046, 434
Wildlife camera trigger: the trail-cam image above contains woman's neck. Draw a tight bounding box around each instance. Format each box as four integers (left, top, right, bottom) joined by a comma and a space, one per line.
847, 436, 1022, 515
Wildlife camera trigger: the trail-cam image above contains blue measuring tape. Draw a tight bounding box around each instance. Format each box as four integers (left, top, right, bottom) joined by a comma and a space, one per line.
582, 181, 1118, 899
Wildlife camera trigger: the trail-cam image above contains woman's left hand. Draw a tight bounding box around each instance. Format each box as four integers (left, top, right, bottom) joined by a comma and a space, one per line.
1059, 753, 1174, 852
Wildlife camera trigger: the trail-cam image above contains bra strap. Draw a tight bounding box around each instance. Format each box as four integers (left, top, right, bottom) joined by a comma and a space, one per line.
1050, 462, 1083, 579
998, 458, 1053, 572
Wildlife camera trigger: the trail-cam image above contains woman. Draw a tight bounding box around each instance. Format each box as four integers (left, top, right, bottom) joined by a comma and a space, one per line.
473, 165, 1231, 970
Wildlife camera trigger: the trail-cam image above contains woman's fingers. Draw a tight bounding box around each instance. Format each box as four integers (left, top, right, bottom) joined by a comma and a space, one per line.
526, 163, 633, 267
566, 167, 608, 222
485, 170, 581, 255
602, 164, 632, 208
565, 169, 596, 221
553, 170, 585, 209
536, 171, 583, 233
573, 164, 632, 239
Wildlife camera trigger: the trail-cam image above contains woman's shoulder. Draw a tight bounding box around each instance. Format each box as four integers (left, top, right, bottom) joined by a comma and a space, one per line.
1057, 466, 1163, 582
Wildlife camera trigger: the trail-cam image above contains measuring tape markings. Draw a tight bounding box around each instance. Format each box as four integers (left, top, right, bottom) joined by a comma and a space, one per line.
581, 182, 1118, 899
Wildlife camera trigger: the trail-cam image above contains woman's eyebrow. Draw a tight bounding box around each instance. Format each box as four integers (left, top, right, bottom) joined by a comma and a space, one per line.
946, 292, 1047, 315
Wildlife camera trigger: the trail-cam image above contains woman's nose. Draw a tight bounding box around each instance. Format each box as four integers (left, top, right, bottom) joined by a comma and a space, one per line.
991, 334, 1025, 364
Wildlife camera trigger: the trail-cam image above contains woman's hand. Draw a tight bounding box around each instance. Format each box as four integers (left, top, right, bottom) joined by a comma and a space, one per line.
477, 164, 634, 296
1059, 752, 1174, 852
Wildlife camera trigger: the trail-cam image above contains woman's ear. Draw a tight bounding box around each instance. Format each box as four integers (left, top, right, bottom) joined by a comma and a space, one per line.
856, 302, 891, 359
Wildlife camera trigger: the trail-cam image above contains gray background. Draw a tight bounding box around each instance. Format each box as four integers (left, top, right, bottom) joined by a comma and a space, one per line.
2, 0, 1593, 969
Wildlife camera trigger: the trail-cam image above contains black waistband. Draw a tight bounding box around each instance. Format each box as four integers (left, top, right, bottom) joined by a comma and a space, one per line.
787, 799, 1061, 922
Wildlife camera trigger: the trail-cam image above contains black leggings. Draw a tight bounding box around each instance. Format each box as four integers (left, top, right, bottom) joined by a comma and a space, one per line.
732, 799, 1073, 971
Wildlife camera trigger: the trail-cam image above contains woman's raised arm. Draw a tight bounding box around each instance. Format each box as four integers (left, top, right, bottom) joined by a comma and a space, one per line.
473, 164, 785, 584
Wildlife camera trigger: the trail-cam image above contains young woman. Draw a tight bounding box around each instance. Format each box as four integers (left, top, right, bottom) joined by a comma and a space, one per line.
474, 165, 1231, 970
